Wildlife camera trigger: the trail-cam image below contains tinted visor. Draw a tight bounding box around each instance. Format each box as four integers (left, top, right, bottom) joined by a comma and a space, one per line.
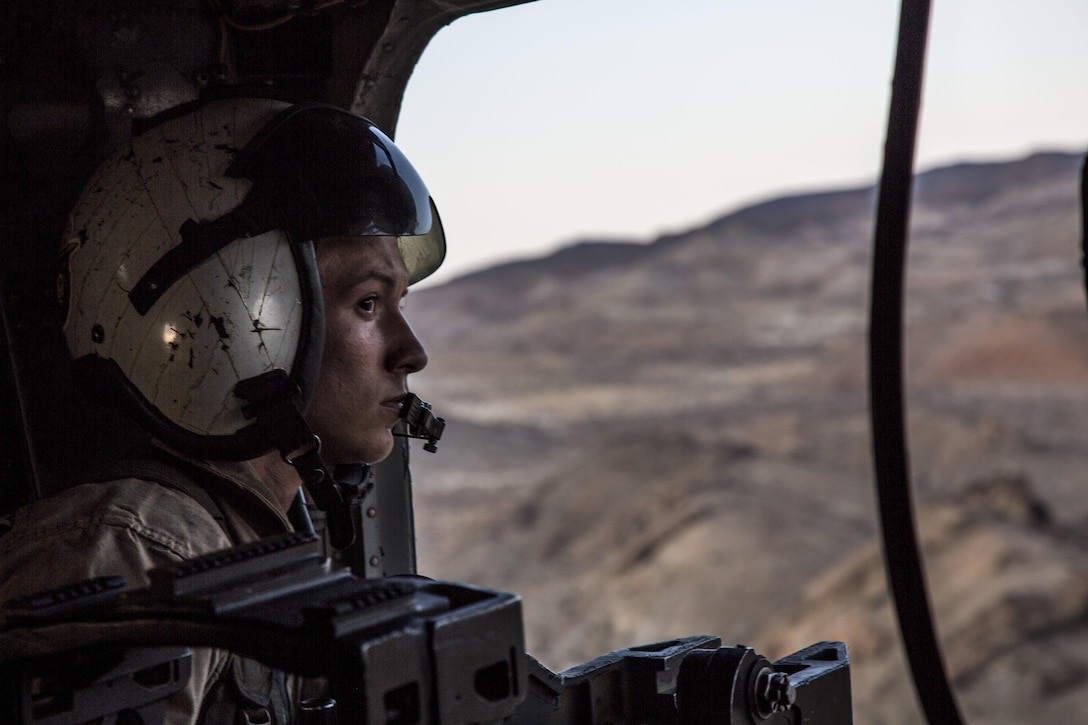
397, 199, 446, 285
228, 103, 446, 284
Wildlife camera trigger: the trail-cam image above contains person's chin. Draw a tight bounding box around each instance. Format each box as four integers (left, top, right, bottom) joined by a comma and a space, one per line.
360, 431, 395, 464
321, 429, 394, 466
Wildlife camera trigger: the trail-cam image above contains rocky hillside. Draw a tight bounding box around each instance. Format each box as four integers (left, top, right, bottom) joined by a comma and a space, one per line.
405, 151, 1088, 722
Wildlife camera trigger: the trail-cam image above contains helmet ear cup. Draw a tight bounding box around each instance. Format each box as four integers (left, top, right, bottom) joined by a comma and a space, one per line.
62, 97, 318, 460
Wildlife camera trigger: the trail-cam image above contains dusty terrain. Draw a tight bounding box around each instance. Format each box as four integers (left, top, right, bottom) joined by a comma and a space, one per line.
405, 151, 1088, 722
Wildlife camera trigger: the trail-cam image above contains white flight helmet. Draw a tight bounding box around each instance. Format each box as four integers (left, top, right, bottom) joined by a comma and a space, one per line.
59, 96, 445, 462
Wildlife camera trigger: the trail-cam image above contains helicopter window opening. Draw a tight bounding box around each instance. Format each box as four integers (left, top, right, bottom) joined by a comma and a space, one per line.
397, 0, 1088, 722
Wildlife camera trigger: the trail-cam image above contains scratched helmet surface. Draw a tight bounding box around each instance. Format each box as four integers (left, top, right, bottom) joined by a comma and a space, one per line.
60, 96, 445, 460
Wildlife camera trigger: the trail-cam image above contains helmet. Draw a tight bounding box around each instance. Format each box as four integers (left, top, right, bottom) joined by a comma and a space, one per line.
60, 97, 445, 462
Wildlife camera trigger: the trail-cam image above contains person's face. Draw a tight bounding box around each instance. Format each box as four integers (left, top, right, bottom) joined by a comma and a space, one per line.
305, 236, 428, 464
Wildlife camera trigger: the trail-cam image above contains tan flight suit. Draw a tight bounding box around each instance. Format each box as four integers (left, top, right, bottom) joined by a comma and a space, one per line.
0, 446, 303, 724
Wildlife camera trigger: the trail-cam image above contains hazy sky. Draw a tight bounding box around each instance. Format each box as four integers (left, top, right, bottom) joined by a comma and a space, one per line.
397, 0, 1088, 285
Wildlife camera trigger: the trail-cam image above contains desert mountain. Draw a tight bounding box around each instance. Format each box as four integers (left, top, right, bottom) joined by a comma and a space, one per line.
406, 150, 1088, 722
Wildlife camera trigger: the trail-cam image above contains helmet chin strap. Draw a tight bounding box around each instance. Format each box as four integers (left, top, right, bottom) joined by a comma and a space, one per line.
235, 370, 371, 551
286, 445, 372, 551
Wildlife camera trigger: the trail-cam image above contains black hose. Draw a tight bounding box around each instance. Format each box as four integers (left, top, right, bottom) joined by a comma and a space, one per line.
869, 1, 966, 723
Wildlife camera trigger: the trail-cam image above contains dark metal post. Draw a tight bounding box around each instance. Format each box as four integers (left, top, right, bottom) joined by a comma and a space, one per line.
869, 1, 967, 723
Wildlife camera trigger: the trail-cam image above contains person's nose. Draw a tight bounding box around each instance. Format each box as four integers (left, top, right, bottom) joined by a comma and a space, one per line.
389, 313, 428, 374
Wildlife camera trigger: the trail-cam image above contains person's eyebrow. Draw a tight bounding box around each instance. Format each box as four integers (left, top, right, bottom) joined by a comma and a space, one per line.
330, 268, 411, 299
338, 268, 398, 289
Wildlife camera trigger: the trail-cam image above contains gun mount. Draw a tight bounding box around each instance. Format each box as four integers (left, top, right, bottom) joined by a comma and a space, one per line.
1, 533, 850, 724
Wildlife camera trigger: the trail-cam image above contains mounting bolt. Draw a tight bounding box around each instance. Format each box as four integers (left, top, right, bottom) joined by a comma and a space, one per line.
754, 668, 795, 718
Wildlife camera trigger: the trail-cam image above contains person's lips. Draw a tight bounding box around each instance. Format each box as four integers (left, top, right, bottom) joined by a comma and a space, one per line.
381, 394, 407, 412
